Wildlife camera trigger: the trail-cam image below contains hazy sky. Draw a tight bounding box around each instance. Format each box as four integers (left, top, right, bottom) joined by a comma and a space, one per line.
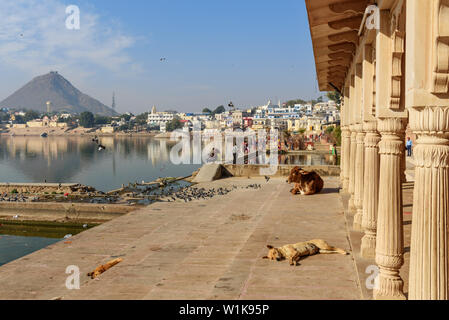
0, 0, 322, 114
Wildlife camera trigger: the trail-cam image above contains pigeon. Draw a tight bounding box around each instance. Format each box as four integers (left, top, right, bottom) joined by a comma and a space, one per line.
98, 145, 106, 151
13, 214, 19, 219
64, 234, 72, 239
160, 58, 166, 62
265, 176, 270, 183
83, 224, 88, 229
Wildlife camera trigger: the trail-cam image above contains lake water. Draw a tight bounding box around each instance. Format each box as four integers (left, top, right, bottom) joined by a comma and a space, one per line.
0, 136, 202, 192
0, 136, 337, 191
0, 221, 90, 267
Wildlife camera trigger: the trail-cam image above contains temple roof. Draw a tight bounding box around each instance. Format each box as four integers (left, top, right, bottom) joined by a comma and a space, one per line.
305, 0, 373, 92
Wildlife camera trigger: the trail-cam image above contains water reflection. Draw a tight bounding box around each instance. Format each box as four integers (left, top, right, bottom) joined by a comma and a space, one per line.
0, 136, 200, 191
0, 136, 338, 192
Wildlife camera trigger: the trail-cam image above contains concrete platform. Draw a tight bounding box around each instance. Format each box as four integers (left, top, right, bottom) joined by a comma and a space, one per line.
0, 177, 360, 300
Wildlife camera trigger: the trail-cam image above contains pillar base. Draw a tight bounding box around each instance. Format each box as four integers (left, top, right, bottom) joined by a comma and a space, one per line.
361, 234, 376, 259
373, 292, 407, 301
353, 210, 363, 231
374, 272, 406, 301
348, 197, 356, 213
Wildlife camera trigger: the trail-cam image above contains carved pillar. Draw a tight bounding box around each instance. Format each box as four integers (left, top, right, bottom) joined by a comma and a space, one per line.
406, 0, 449, 300
341, 126, 351, 191
374, 118, 406, 300
400, 132, 407, 182
409, 107, 449, 300
361, 121, 380, 258
353, 123, 365, 230
348, 124, 357, 212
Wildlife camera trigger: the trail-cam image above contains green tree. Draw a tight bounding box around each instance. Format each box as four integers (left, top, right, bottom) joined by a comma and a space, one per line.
0, 112, 10, 122
327, 91, 342, 110
285, 99, 307, 107
202, 108, 212, 114
325, 126, 334, 134
166, 117, 183, 132
24, 110, 40, 122
121, 114, 132, 122
79, 112, 95, 128
135, 112, 149, 125
94, 115, 111, 125
213, 105, 226, 114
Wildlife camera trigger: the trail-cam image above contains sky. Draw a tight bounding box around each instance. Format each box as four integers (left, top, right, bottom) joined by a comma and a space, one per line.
0, 0, 322, 114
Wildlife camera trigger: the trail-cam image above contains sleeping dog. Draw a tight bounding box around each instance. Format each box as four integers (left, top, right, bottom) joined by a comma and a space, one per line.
263, 239, 348, 266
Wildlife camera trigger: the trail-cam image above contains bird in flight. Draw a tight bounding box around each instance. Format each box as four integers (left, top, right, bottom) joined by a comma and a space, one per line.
160, 58, 166, 62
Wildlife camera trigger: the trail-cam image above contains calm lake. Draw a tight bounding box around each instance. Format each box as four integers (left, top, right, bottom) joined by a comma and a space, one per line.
0, 136, 336, 191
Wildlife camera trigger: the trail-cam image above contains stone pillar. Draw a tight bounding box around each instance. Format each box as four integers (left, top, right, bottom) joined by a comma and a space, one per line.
348, 124, 357, 213
361, 121, 380, 258
409, 107, 449, 300
374, 118, 406, 300
400, 132, 407, 183
342, 126, 351, 192
353, 123, 365, 230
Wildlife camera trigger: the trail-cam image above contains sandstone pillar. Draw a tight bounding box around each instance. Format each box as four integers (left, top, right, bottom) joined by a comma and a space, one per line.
361, 121, 380, 258
353, 123, 365, 230
374, 118, 406, 300
408, 107, 449, 300
348, 124, 357, 213
342, 126, 351, 192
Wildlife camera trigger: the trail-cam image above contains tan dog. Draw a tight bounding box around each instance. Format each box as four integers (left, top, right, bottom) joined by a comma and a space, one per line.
263, 239, 348, 266
87, 258, 123, 279
287, 166, 324, 195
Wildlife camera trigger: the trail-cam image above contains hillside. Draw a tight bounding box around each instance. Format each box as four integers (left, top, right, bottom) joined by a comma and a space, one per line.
0, 72, 118, 116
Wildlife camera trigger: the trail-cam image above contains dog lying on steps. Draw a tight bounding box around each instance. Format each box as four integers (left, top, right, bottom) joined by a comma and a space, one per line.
263, 239, 348, 266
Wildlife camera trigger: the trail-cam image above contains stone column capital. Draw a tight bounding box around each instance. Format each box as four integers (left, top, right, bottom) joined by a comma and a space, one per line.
377, 118, 407, 135
363, 121, 378, 133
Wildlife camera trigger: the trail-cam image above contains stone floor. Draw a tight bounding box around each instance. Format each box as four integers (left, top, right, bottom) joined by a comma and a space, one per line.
0, 177, 361, 300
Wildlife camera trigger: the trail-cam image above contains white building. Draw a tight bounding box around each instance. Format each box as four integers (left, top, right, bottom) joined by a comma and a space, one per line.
147, 105, 174, 126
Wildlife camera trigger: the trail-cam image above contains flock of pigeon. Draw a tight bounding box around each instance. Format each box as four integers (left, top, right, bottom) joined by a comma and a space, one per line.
0, 193, 38, 203
161, 184, 262, 203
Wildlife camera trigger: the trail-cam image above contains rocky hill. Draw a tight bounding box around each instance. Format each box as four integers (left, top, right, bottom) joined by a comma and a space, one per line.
0, 72, 117, 116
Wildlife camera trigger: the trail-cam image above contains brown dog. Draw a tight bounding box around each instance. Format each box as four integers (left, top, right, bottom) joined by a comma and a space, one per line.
287, 166, 324, 195
263, 239, 348, 266
87, 258, 123, 279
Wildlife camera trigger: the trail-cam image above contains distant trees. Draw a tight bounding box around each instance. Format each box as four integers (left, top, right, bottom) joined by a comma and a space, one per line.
79, 111, 94, 128
326, 125, 342, 146
201, 106, 225, 115
24, 110, 40, 122
0, 112, 9, 122
166, 117, 183, 132
14, 115, 25, 124
285, 99, 307, 107
121, 114, 132, 122
213, 105, 225, 114
327, 91, 342, 110
135, 112, 148, 126
94, 115, 111, 125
